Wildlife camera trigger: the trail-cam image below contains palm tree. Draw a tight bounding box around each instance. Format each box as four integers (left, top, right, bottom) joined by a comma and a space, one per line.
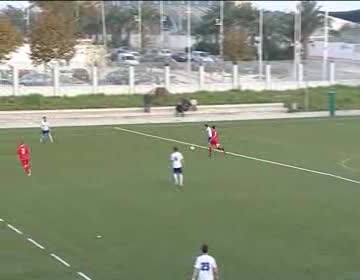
106, 9, 134, 47
138, 3, 160, 49
300, 1, 324, 59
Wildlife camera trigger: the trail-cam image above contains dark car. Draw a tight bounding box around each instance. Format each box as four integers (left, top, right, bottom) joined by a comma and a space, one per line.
101, 70, 128, 85
72, 68, 90, 82
19, 73, 52, 86
171, 52, 188, 62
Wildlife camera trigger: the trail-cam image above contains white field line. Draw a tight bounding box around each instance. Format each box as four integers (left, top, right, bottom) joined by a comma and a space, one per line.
27, 238, 45, 250
2, 221, 93, 279
122, 116, 360, 129
50, 253, 71, 267
114, 126, 360, 185
78, 272, 93, 280
7, 224, 23, 235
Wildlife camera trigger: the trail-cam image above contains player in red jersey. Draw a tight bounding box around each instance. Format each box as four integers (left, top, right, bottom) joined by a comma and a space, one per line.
16, 140, 31, 176
208, 125, 225, 158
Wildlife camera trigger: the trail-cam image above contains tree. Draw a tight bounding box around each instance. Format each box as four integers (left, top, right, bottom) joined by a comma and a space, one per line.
139, 3, 160, 49
0, 15, 23, 62
193, 1, 258, 56
281, 1, 324, 59
262, 11, 294, 60
106, 8, 134, 47
1, 5, 27, 36
223, 29, 254, 62
299, 1, 324, 59
30, 11, 76, 65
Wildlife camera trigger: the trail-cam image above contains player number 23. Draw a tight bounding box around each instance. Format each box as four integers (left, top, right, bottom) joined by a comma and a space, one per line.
200, 262, 210, 271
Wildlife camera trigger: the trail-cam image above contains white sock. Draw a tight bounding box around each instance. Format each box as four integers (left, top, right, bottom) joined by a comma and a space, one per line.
173, 174, 178, 185
179, 174, 183, 186
49, 133, 54, 143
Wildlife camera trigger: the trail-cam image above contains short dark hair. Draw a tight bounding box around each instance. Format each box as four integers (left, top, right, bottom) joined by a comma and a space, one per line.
212, 125, 216, 129
201, 244, 208, 253
204, 124, 208, 127
173, 147, 178, 152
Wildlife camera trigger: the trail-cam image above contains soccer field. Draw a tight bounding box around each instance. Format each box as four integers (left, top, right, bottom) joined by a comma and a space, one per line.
2, 117, 360, 280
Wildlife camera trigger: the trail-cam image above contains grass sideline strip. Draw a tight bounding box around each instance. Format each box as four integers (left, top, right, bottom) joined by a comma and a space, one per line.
0, 85, 359, 111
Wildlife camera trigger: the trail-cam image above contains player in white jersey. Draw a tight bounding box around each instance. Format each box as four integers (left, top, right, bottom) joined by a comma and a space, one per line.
40, 116, 54, 143
204, 124, 212, 144
170, 147, 184, 186
192, 244, 219, 280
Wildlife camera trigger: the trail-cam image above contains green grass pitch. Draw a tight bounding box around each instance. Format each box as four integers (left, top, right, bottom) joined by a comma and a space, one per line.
1, 118, 360, 280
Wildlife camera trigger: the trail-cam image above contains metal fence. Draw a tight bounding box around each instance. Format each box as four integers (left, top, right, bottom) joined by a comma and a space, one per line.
1, 58, 360, 97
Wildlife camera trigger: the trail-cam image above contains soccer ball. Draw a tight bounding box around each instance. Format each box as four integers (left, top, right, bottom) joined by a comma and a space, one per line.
190, 146, 195, 151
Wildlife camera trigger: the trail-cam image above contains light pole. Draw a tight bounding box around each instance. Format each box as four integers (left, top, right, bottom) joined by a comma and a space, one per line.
293, 1, 302, 81
186, 0, 192, 74
258, 9, 264, 79
322, 9, 329, 81
134, 1, 142, 50
219, 0, 224, 59
160, 0, 164, 49
100, 0, 107, 50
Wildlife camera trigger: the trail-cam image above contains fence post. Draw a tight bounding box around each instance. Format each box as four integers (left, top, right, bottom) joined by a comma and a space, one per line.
12, 65, 19, 96
298, 63, 304, 83
164, 64, 170, 89
53, 64, 59, 96
199, 64, 204, 90
129, 66, 135, 94
298, 63, 304, 89
330, 62, 335, 85
266, 64, 271, 89
232, 63, 239, 89
328, 88, 336, 117
92, 65, 98, 94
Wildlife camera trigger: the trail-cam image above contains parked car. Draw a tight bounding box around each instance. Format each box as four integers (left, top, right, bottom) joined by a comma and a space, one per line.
192, 51, 214, 63
117, 53, 140, 66
59, 69, 73, 78
0, 77, 12, 85
110, 48, 129, 61
171, 52, 188, 62
60, 75, 86, 85
158, 49, 172, 57
72, 68, 90, 82
129, 51, 141, 60
102, 70, 129, 85
20, 73, 52, 86
18, 69, 37, 78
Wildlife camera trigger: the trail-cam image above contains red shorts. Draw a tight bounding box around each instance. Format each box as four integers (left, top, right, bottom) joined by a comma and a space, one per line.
210, 138, 218, 146
20, 159, 29, 168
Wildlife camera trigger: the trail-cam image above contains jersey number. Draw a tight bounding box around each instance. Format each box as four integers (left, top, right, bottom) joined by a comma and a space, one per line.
200, 262, 210, 271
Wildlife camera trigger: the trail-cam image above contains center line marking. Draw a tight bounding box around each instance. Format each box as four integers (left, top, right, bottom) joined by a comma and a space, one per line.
50, 253, 71, 267
114, 126, 360, 185
7, 224, 23, 235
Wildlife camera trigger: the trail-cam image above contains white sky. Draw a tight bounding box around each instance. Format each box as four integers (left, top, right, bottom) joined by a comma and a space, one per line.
0, 1, 359, 12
